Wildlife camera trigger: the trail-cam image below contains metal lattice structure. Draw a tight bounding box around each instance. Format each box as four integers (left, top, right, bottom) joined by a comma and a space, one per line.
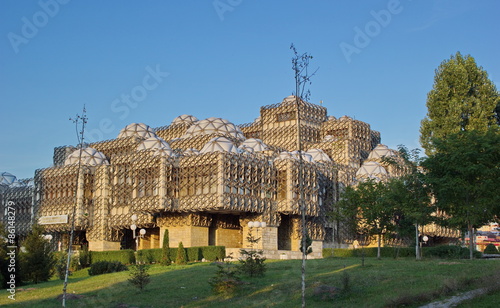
2, 95, 458, 256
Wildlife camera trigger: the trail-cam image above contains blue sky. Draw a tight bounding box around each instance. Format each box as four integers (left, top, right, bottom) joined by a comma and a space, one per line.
1, 0, 499, 180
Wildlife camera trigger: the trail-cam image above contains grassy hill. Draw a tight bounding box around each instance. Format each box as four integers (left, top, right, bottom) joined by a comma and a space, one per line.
2, 257, 500, 307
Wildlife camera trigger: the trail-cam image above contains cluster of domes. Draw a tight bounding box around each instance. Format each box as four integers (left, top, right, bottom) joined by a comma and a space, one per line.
182, 117, 245, 140
0, 172, 32, 187
355, 144, 399, 182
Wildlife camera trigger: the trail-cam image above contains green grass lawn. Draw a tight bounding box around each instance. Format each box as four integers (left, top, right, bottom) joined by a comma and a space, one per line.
2, 257, 499, 308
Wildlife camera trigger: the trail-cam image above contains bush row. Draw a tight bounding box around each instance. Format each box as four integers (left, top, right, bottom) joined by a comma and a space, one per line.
323, 245, 482, 259
137, 246, 225, 264
88, 246, 225, 265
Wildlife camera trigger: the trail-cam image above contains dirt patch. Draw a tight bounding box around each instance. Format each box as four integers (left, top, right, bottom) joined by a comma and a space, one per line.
438, 261, 462, 265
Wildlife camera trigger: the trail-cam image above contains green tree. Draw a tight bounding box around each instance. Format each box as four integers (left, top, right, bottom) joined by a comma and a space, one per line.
175, 242, 187, 265
19, 224, 56, 284
422, 128, 500, 259
420, 52, 500, 155
161, 229, 171, 266
383, 146, 435, 260
337, 179, 395, 260
128, 264, 150, 291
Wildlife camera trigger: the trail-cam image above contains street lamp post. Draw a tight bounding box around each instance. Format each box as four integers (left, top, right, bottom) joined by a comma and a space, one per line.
130, 214, 146, 251
247, 221, 266, 250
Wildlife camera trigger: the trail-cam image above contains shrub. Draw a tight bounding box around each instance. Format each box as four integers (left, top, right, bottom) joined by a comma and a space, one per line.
187, 247, 202, 261
90, 249, 135, 265
128, 264, 150, 291
88, 261, 128, 276
161, 229, 171, 266
424, 245, 481, 259
208, 257, 241, 297
484, 243, 499, 254
201, 246, 226, 261
322, 248, 334, 258
176, 242, 187, 265
54, 251, 80, 280
79, 246, 91, 268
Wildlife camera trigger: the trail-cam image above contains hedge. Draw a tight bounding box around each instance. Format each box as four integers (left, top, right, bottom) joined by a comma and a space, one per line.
90, 249, 135, 265
322, 245, 481, 259
135, 246, 225, 264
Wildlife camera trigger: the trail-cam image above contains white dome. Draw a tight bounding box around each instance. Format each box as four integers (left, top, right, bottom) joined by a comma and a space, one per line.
137, 136, 175, 157
118, 123, 156, 139
64, 148, 109, 166
356, 161, 387, 178
182, 117, 245, 140
306, 149, 332, 162
200, 136, 239, 154
328, 115, 336, 121
240, 138, 269, 152
183, 148, 200, 156
0, 172, 17, 186
368, 144, 397, 160
238, 145, 255, 155
291, 151, 313, 163
275, 151, 296, 161
171, 114, 199, 126
339, 115, 352, 121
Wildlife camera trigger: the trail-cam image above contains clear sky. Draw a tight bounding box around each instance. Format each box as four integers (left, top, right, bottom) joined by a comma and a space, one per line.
1, 0, 499, 180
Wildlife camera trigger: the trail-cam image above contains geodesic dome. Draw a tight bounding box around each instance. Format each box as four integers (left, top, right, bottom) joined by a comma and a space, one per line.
240, 138, 269, 152
238, 145, 255, 155
306, 149, 332, 162
182, 117, 245, 140
171, 114, 199, 126
0, 172, 17, 186
64, 148, 109, 166
327, 115, 336, 121
200, 136, 240, 154
137, 136, 174, 156
291, 151, 313, 162
356, 161, 387, 179
339, 115, 352, 121
367, 144, 397, 160
118, 123, 156, 139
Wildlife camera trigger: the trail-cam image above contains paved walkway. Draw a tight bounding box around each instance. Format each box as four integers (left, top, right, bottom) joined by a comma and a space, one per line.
418, 288, 487, 308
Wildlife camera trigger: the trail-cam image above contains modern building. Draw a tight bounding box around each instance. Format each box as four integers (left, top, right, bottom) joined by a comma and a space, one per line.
2, 96, 448, 258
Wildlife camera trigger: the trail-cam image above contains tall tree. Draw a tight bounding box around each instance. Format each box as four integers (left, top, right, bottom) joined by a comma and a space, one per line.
337, 179, 395, 260
422, 128, 500, 259
383, 146, 434, 260
420, 52, 499, 155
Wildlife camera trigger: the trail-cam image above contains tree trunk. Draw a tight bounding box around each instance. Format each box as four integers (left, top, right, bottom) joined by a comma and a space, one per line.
468, 224, 474, 260
377, 234, 381, 260
415, 224, 421, 260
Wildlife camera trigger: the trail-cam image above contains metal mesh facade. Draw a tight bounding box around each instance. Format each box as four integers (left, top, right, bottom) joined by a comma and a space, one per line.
1, 96, 459, 253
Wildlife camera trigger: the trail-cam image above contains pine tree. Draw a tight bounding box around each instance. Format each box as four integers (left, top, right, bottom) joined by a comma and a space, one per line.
420, 52, 499, 155
161, 229, 171, 266
19, 224, 55, 284
175, 242, 187, 265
